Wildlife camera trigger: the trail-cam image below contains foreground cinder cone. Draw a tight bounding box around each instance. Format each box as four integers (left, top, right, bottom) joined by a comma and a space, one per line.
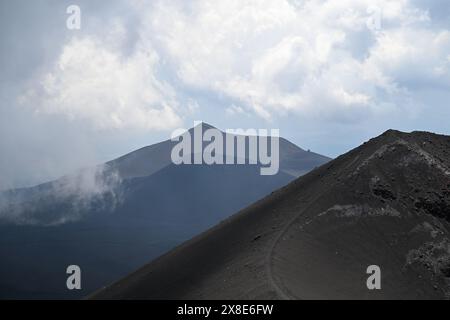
91, 129, 450, 300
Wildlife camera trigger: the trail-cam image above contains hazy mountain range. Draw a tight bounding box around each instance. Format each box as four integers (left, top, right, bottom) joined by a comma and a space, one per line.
0, 123, 330, 299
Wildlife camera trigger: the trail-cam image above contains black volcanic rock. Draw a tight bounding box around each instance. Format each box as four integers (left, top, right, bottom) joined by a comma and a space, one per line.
91, 130, 450, 300
0, 123, 330, 299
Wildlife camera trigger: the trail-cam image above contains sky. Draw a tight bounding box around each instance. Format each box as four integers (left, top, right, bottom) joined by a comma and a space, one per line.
0, 0, 450, 190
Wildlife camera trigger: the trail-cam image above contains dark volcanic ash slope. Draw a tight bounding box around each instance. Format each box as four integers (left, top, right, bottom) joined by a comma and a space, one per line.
92, 130, 450, 300
0, 123, 330, 299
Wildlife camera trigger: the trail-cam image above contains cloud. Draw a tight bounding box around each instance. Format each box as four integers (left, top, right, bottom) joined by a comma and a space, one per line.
364, 28, 450, 90
2, 0, 450, 189
133, 0, 449, 121
20, 0, 450, 125
226, 104, 248, 117
0, 164, 122, 226
21, 33, 182, 131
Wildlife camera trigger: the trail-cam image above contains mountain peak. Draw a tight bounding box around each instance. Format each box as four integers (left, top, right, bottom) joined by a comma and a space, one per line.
381, 129, 403, 136
191, 122, 218, 131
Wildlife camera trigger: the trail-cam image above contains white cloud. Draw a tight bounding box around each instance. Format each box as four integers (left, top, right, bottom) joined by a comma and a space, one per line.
19, 0, 450, 128
0, 164, 122, 226
226, 104, 248, 117
3, 0, 450, 189
137, 0, 449, 121
364, 28, 450, 89
22, 34, 182, 131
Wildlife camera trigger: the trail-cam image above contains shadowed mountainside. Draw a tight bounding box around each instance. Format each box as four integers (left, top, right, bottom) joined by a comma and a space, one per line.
0, 123, 330, 299
91, 130, 450, 300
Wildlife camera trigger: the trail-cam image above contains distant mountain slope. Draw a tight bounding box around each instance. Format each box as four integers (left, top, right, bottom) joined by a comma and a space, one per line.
91, 130, 450, 300
107, 123, 329, 179
0, 123, 330, 299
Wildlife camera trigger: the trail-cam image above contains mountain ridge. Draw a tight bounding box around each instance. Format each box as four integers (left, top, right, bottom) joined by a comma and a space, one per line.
91, 129, 450, 300
0, 123, 330, 299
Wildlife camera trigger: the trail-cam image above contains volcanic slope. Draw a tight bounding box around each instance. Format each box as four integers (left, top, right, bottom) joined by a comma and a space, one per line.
0, 123, 330, 299
92, 130, 450, 299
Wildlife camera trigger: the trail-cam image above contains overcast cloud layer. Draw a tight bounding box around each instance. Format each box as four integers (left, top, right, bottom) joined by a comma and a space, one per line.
1, 0, 450, 190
